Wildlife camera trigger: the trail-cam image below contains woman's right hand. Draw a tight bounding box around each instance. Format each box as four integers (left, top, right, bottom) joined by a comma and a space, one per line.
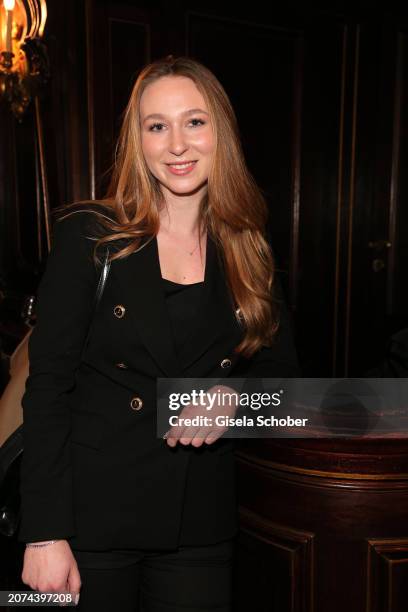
21, 540, 81, 606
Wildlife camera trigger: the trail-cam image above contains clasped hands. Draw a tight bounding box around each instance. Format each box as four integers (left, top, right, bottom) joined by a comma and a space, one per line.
164, 384, 239, 447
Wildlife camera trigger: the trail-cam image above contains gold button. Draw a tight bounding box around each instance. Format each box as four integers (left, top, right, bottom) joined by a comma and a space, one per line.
114, 304, 126, 318
221, 358, 231, 368
130, 396, 143, 411
116, 362, 128, 369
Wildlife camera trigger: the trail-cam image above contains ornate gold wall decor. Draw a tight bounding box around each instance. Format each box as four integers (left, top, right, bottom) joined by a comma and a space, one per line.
0, 0, 48, 120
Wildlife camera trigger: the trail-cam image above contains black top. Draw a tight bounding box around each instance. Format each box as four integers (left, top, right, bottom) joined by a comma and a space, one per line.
161, 277, 204, 357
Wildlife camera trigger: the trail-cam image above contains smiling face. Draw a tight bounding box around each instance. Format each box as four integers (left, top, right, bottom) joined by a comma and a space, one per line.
139, 75, 215, 201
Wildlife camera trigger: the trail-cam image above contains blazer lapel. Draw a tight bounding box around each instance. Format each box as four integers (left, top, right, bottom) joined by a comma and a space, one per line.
177, 234, 243, 371
111, 235, 182, 377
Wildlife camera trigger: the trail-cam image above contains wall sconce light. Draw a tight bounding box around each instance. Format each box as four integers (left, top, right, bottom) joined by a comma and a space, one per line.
0, 0, 49, 121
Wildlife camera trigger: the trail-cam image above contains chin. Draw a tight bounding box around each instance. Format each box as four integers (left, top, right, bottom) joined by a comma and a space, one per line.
161, 178, 208, 196
167, 185, 202, 196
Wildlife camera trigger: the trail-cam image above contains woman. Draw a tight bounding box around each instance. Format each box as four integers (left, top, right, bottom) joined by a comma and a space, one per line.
19, 55, 300, 611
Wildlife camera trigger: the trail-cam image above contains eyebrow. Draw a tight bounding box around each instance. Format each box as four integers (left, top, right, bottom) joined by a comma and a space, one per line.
142, 108, 209, 123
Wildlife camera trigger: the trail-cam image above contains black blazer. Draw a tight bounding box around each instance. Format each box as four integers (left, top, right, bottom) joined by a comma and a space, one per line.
18, 205, 300, 550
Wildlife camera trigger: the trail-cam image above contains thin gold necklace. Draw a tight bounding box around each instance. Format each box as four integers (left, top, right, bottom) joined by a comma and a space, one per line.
167, 231, 206, 256
185, 243, 200, 256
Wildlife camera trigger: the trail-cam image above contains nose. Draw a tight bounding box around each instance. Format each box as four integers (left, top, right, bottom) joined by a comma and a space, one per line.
168, 126, 188, 156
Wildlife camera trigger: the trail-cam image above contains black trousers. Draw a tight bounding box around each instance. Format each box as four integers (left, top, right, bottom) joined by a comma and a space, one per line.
69, 539, 235, 612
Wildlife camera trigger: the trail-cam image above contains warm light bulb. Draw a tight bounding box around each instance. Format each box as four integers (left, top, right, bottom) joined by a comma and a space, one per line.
4, 0, 15, 10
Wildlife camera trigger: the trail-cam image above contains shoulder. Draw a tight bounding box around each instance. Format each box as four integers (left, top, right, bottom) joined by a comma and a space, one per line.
52, 202, 116, 246
53, 201, 115, 226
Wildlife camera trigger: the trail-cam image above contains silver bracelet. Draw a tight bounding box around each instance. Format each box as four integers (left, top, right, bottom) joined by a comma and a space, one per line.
26, 540, 60, 548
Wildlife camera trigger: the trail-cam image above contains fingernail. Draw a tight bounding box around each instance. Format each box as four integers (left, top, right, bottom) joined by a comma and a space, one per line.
163, 431, 169, 439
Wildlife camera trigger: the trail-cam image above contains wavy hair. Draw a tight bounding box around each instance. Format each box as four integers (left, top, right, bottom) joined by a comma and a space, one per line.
53, 54, 279, 358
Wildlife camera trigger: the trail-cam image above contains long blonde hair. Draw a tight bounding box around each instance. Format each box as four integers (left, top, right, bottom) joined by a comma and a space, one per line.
54, 54, 279, 358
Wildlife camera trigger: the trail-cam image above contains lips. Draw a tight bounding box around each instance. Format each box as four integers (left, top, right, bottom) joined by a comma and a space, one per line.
166, 161, 197, 166
166, 160, 198, 175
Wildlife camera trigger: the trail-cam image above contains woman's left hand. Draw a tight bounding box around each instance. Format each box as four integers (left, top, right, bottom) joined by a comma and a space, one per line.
164, 385, 239, 447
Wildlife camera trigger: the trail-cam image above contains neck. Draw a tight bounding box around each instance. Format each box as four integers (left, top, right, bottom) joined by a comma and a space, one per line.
158, 192, 205, 238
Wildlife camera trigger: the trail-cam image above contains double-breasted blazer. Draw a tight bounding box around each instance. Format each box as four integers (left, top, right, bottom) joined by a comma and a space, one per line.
18, 204, 300, 551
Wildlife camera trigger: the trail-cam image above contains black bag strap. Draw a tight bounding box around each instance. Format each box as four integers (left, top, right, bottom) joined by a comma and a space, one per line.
80, 245, 111, 361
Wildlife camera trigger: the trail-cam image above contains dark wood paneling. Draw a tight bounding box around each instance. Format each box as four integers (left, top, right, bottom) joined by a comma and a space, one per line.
236, 442, 408, 611
296, 19, 350, 376
348, 24, 408, 375
88, 2, 159, 196
367, 538, 408, 612
235, 508, 314, 612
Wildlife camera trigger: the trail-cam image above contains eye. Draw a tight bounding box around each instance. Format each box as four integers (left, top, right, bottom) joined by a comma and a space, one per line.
148, 122, 165, 132
147, 118, 206, 132
189, 118, 206, 127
